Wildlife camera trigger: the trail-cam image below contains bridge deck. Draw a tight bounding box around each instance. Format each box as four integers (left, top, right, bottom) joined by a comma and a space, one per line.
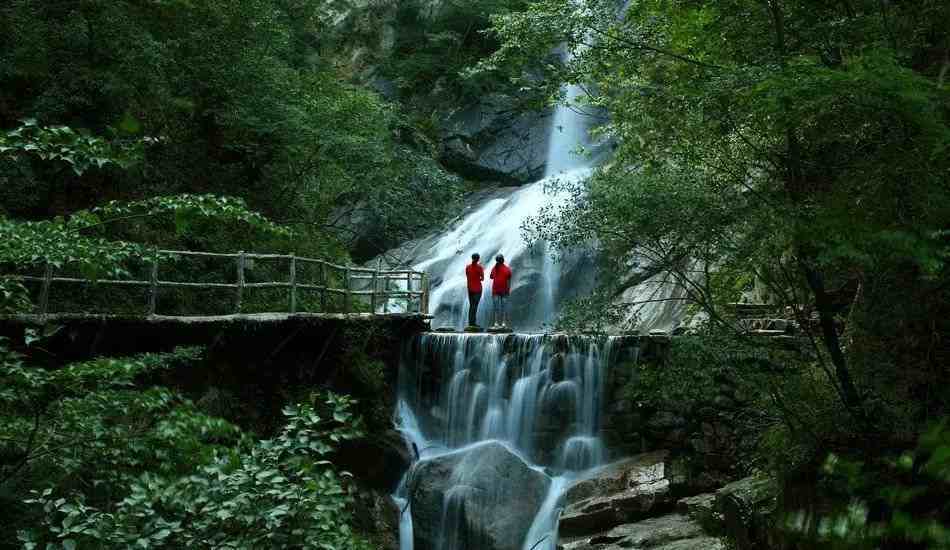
0, 312, 432, 326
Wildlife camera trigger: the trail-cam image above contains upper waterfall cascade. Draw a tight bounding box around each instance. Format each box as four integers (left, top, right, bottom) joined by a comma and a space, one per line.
398, 60, 682, 333
408, 58, 601, 332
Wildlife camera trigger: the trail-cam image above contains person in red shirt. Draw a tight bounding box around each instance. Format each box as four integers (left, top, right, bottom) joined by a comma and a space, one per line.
464, 253, 484, 327
490, 254, 513, 328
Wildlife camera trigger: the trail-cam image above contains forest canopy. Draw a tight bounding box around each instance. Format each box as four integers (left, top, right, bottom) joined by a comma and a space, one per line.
0, 0, 462, 262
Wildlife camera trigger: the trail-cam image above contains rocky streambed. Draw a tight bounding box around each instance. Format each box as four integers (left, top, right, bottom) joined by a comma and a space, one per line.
555, 450, 777, 550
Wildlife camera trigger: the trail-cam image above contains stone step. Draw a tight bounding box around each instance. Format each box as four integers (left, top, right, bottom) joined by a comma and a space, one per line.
739, 318, 796, 332
748, 329, 789, 337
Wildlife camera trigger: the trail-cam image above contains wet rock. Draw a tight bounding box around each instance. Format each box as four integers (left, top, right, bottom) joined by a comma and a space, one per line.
559, 451, 675, 537
408, 441, 550, 550
336, 429, 412, 492
715, 475, 778, 549
550, 352, 566, 382
559, 514, 724, 550
676, 493, 721, 532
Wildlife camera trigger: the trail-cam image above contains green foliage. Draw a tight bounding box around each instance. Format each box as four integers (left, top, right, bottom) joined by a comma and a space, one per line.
17, 394, 368, 550
0, 119, 149, 175
623, 331, 766, 410
785, 422, 950, 549
0, 346, 210, 488
18, 395, 370, 550
0, 279, 31, 313
500, 0, 950, 313
0, 338, 372, 549
554, 289, 628, 334
379, 0, 532, 104
0, 192, 290, 286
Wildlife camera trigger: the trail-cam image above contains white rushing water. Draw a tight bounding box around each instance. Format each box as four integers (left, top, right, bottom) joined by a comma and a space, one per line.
394, 333, 623, 550
413, 167, 590, 331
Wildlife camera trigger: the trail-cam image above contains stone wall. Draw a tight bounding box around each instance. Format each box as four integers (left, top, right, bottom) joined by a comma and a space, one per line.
601, 336, 753, 494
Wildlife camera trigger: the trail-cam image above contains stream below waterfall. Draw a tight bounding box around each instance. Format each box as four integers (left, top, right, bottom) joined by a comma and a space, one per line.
393, 333, 635, 550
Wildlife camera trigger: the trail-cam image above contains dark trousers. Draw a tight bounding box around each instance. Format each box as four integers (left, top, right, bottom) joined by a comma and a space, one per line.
468, 291, 481, 326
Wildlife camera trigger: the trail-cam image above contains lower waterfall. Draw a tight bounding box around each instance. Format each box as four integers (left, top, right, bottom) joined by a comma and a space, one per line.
393, 333, 633, 550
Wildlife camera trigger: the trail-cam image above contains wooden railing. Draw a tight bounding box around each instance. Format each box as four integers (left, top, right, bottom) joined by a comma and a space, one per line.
7, 250, 430, 318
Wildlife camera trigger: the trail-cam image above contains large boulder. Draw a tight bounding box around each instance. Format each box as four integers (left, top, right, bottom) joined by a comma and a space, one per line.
409, 441, 551, 550
559, 451, 677, 537
714, 475, 778, 549
559, 514, 725, 550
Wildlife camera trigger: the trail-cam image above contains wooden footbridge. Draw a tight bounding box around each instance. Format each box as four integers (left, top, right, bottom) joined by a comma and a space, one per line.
1, 249, 431, 326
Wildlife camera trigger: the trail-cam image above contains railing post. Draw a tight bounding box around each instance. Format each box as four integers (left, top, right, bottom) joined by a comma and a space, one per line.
37, 262, 52, 317
148, 257, 159, 316
289, 254, 297, 314
343, 267, 352, 314
235, 251, 246, 313
371, 258, 381, 314
406, 271, 412, 313
421, 273, 430, 315
319, 262, 327, 312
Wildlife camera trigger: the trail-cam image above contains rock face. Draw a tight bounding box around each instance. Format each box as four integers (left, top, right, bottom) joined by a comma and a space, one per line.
439, 93, 549, 184
408, 441, 551, 550
559, 451, 676, 537
601, 361, 751, 495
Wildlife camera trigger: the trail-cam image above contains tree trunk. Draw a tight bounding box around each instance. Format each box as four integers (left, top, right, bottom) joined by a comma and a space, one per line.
803, 264, 862, 409
764, 0, 864, 413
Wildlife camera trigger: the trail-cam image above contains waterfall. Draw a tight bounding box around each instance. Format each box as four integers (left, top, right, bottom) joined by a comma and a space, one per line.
390, 38, 642, 550
395, 333, 623, 550
545, 80, 592, 178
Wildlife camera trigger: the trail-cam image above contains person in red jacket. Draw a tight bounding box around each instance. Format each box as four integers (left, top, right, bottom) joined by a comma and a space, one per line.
464, 253, 484, 327
490, 254, 513, 328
